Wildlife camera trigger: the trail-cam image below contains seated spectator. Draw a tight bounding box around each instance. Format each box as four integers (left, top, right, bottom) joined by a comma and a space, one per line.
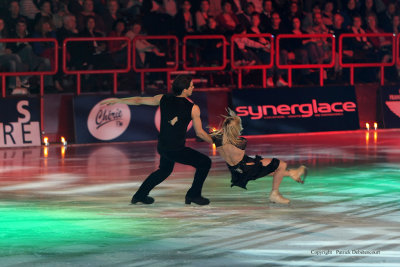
266, 12, 289, 86
216, 1, 240, 36
126, 20, 166, 67
233, 24, 270, 67
108, 19, 128, 68
174, 0, 195, 38
199, 17, 224, 66
6, 18, 53, 90
34, 0, 54, 27
5, 1, 29, 35
0, 17, 29, 92
56, 14, 81, 70
32, 16, 62, 91
360, 0, 378, 25
19, 0, 40, 21
341, 0, 360, 29
365, 13, 392, 63
195, 0, 211, 32
346, 14, 374, 63
260, 0, 274, 33
282, 1, 304, 30
236, 2, 256, 32
103, 0, 122, 34
378, 1, 397, 32
76, 0, 106, 35
322, 1, 335, 27
53, 1, 70, 30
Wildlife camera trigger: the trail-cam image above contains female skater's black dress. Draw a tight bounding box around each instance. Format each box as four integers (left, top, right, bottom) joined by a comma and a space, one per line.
213, 134, 280, 189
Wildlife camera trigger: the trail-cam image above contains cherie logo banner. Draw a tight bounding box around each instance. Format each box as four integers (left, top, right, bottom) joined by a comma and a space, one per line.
87, 100, 131, 141
232, 86, 359, 134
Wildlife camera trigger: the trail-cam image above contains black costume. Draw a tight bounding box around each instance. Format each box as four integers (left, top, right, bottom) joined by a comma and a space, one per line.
133, 94, 211, 200
213, 134, 280, 189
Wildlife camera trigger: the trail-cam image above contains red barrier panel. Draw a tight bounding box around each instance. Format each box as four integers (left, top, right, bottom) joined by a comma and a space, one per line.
63, 37, 131, 95
132, 35, 178, 93
183, 35, 227, 71
0, 38, 58, 133
276, 34, 335, 87
230, 34, 274, 88
339, 33, 395, 86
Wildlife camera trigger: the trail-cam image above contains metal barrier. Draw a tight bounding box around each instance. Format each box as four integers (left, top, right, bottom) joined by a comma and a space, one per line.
230, 34, 274, 88
339, 33, 396, 86
0, 38, 58, 132
63, 37, 131, 95
132, 35, 179, 93
276, 34, 335, 87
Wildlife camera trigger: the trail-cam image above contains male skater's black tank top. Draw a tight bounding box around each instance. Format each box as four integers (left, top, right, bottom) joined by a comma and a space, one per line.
158, 94, 194, 151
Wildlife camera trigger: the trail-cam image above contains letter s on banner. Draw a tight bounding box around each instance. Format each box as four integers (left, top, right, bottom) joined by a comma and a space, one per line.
17, 100, 31, 123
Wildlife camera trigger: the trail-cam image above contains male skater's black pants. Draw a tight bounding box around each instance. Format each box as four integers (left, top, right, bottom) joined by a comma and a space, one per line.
134, 146, 212, 198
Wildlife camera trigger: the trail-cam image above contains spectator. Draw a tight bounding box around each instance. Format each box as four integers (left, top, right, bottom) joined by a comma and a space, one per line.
195, 0, 211, 32
233, 24, 270, 66
365, 13, 392, 63
341, 0, 359, 29
5, 1, 29, 35
302, 1, 321, 32
34, 0, 54, 27
260, 0, 274, 33
108, 19, 128, 68
0, 17, 29, 91
322, 1, 335, 27
57, 13, 81, 69
174, 0, 195, 38
378, 1, 397, 32
126, 20, 166, 68
230, 0, 247, 14
360, 0, 378, 25
19, 0, 40, 21
266, 12, 289, 87
7, 18, 53, 90
103, 0, 122, 34
76, 0, 106, 34
209, 0, 222, 17
53, 1, 70, 29
282, 1, 303, 30
237, 2, 256, 32
216, 1, 240, 36
249, 0, 263, 14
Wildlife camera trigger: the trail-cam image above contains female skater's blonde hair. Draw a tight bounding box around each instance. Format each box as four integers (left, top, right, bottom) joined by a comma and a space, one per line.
211, 108, 243, 146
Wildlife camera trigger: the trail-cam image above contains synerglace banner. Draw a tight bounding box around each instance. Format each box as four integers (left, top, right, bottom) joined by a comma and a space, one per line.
232, 86, 359, 134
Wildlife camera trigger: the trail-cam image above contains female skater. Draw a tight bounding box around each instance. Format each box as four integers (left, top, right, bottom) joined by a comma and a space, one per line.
211, 109, 307, 204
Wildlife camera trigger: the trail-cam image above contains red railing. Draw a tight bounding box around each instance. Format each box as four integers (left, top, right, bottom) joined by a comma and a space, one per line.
132, 35, 179, 93
230, 34, 274, 88
276, 34, 335, 87
63, 37, 131, 95
339, 33, 395, 86
0, 38, 58, 132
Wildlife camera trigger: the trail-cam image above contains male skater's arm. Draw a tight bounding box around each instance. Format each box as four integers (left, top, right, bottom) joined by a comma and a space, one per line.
192, 105, 213, 144
101, 94, 163, 106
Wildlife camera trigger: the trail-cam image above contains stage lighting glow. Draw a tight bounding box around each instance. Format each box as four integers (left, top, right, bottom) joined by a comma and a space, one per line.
61, 137, 67, 146
374, 122, 378, 130
366, 123, 370, 131
43, 146, 48, 158
43, 137, 49, 146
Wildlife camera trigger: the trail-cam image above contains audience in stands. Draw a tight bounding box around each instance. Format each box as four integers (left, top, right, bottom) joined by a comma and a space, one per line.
1, 0, 400, 93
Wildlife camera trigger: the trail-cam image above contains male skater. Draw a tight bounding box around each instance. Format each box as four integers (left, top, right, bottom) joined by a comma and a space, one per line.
101, 75, 213, 205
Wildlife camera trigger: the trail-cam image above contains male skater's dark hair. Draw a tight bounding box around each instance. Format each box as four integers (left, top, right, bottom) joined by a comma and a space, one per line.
172, 75, 192, 96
